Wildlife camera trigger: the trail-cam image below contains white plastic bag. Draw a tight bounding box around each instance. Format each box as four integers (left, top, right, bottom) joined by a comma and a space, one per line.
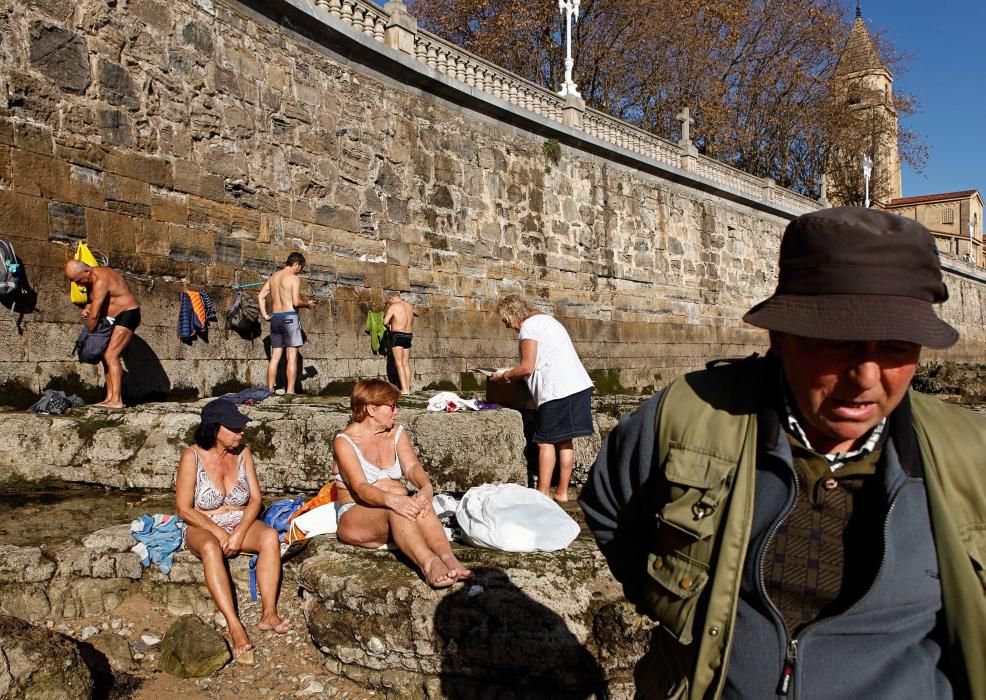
455, 484, 580, 552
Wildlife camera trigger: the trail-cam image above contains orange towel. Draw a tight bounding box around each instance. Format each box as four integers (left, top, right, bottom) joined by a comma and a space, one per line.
289, 482, 338, 522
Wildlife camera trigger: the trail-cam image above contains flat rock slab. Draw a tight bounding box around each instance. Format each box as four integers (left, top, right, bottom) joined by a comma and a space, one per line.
297, 535, 653, 698
0, 398, 604, 492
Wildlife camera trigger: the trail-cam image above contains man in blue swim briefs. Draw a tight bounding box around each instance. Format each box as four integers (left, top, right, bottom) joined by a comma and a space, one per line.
258, 252, 317, 394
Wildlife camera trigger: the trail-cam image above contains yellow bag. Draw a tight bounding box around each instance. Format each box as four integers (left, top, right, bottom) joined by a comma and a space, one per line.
70, 242, 99, 305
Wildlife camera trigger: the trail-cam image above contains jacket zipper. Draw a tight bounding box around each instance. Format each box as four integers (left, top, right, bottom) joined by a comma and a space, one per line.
764, 469, 907, 698
758, 460, 799, 695
778, 638, 798, 695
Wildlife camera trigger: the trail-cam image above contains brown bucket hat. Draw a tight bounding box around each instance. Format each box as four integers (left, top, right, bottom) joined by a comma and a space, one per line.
743, 207, 959, 348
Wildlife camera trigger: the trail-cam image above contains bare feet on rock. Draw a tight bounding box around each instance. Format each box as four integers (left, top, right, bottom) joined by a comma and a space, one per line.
93, 400, 125, 409
258, 614, 293, 634
440, 553, 473, 582
553, 492, 570, 503
423, 557, 456, 588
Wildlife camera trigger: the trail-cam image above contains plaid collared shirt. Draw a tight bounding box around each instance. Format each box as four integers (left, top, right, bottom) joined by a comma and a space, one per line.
781, 390, 886, 472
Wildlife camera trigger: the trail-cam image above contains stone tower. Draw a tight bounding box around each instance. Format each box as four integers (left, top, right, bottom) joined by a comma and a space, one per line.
827, 6, 902, 204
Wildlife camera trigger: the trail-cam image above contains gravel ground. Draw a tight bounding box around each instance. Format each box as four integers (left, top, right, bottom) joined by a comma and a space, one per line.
48, 592, 376, 700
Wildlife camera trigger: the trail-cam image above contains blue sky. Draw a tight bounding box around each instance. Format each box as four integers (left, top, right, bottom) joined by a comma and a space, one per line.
861, 1, 986, 198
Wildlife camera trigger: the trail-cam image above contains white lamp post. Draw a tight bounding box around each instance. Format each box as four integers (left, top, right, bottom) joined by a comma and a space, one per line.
969, 216, 977, 265
557, 0, 581, 99
861, 154, 873, 208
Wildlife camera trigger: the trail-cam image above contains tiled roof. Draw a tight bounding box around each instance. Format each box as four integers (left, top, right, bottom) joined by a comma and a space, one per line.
834, 16, 886, 76
886, 190, 980, 206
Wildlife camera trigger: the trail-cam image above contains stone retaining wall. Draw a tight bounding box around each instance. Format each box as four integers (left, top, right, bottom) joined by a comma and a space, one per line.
2, 0, 984, 405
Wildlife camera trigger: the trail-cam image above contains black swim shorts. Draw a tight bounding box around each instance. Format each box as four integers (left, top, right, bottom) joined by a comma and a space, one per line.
390, 331, 413, 349
112, 308, 141, 332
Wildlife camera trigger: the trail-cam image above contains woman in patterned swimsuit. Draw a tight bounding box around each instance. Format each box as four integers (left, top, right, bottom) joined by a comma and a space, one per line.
333, 379, 472, 588
176, 398, 291, 657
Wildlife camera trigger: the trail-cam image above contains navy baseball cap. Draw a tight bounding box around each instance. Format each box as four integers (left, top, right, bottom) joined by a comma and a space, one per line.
201, 398, 250, 430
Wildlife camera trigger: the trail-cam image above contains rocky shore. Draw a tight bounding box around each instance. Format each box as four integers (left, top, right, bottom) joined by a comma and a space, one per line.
0, 394, 642, 698
4, 363, 978, 698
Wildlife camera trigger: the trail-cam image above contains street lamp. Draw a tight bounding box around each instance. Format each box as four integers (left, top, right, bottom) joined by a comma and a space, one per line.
969, 215, 977, 265
557, 0, 581, 99
861, 154, 873, 208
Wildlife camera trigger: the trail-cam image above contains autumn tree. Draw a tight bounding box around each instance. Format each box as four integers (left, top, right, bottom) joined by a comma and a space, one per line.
406, 0, 925, 197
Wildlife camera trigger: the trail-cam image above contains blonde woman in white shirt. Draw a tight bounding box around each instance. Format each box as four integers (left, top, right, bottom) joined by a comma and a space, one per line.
491, 294, 594, 501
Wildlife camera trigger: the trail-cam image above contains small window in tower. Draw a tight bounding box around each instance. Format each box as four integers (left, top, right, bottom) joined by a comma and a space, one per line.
942, 208, 955, 224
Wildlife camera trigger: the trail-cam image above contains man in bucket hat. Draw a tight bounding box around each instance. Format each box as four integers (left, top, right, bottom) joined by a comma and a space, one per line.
581, 208, 985, 699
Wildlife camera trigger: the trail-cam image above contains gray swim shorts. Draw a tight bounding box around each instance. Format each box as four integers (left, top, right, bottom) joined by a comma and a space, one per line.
270, 312, 303, 348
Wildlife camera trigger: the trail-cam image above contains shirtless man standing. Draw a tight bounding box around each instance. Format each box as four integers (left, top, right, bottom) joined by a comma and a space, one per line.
258, 253, 316, 394
63, 260, 141, 408
383, 291, 420, 395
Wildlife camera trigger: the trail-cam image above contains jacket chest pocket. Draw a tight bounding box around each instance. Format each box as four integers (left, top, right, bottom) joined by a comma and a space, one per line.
644, 444, 736, 644
965, 526, 986, 592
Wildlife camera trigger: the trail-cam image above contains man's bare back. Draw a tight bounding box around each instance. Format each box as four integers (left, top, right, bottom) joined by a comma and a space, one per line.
87, 267, 139, 324
265, 267, 303, 314
384, 299, 417, 333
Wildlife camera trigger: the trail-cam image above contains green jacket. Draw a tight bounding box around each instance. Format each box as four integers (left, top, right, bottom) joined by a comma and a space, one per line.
582, 358, 986, 699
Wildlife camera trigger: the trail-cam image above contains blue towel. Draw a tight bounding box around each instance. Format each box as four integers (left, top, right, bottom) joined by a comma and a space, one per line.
248, 497, 303, 600
222, 387, 275, 405
130, 513, 185, 575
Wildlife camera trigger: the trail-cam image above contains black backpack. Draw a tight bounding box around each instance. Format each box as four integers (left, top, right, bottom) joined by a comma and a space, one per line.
227, 290, 260, 332
0, 238, 19, 298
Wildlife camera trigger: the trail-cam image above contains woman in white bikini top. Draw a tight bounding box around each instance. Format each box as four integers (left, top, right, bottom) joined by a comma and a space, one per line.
333, 379, 472, 589
334, 425, 405, 485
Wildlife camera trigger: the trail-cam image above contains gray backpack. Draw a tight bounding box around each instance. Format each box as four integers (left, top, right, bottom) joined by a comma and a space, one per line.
227, 290, 260, 332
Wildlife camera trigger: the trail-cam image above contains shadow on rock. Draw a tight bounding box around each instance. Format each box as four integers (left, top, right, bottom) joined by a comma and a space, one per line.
434, 566, 606, 699
122, 335, 172, 404
75, 639, 142, 700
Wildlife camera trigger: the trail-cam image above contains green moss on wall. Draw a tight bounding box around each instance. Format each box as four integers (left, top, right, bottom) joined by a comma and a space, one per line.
423, 380, 457, 392
588, 369, 627, 395
459, 372, 483, 393
318, 381, 356, 397
243, 423, 276, 460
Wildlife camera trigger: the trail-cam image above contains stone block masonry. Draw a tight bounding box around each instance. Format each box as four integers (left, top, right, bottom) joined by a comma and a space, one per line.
1, 0, 984, 402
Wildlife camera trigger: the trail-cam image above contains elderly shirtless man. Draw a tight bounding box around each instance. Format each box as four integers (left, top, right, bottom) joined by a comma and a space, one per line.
384, 291, 420, 395
63, 260, 141, 408
258, 252, 317, 394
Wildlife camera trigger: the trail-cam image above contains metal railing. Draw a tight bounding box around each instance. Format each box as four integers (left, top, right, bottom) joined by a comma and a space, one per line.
309, 0, 820, 216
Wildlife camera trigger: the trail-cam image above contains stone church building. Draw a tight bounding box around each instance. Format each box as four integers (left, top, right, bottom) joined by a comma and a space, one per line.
830, 7, 982, 266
